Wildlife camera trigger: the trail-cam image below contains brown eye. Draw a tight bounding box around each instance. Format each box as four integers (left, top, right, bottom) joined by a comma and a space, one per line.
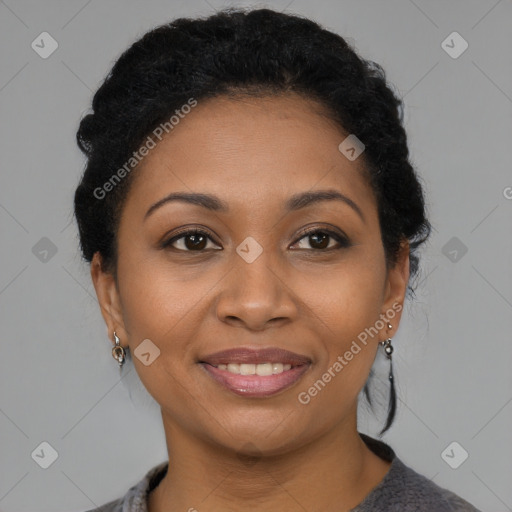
292, 228, 350, 251
162, 229, 222, 252
308, 232, 329, 249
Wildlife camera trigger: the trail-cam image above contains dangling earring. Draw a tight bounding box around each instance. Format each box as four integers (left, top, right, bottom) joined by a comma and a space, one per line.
379, 322, 396, 435
111, 331, 126, 368
380, 324, 394, 358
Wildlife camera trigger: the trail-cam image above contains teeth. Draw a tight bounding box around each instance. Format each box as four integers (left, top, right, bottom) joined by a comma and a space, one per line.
216, 362, 293, 375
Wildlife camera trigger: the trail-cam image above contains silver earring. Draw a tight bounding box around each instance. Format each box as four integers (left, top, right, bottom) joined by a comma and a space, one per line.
111, 331, 126, 368
379, 322, 394, 359
378, 322, 396, 436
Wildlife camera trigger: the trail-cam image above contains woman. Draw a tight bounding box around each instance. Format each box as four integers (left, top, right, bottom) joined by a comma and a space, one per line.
74, 7, 481, 512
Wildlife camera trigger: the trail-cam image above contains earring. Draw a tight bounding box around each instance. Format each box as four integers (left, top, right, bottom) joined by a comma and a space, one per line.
111, 331, 126, 368
379, 322, 396, 436
379, 323, 394, 359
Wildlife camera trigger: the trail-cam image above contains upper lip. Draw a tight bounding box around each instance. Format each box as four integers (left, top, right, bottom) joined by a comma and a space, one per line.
199, 347, 311, 367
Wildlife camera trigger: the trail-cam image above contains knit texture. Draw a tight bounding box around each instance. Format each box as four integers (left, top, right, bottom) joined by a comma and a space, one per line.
84, 434, 481, 512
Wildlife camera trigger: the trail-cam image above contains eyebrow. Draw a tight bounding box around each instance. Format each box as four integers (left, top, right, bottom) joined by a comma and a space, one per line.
144, 189, 365, 223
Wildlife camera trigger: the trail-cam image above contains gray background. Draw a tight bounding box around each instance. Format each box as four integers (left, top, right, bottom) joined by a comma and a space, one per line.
1, 1, 511, 511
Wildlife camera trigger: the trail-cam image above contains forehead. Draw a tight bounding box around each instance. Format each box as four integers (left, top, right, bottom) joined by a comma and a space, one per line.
125, 93, 377, 218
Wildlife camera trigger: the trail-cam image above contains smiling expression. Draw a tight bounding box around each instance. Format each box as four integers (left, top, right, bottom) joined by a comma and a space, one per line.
92, 92, 409, 455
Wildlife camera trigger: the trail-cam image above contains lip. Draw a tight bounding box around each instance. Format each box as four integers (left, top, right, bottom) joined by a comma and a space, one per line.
199, 361, 311, 397
199, 347, 311, 366
197, 347, 312, 398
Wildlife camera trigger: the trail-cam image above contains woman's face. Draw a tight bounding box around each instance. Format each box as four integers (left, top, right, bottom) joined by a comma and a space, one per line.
92, 93, 409, 456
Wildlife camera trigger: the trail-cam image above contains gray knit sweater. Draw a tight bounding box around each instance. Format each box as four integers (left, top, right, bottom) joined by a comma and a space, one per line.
85, 434, 481, 511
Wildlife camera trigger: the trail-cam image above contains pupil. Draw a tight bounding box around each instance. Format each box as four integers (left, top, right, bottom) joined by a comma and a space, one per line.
311, 233, 328, 249
186, 234, 206, 250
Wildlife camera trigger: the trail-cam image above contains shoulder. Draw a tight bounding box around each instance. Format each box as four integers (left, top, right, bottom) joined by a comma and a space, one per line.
392, 458, 481, 511
354, 456, 482, 512
82, 461, 168, 512
354, 435, 482, 512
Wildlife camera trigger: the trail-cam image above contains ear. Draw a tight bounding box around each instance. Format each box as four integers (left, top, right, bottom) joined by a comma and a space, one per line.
90, 251, 129, 348
380, 239, 410, 338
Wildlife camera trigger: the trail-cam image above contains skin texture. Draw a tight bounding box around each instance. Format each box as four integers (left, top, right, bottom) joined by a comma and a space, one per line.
91, 93, 410, 512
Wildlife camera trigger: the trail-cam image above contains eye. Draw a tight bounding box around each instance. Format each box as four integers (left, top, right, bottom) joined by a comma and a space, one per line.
291, 227, 350, 251
161, 228, 222, 252
161, 226, 350, 253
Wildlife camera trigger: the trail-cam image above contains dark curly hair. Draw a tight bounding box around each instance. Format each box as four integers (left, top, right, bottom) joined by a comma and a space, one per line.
73, 7, 431, 435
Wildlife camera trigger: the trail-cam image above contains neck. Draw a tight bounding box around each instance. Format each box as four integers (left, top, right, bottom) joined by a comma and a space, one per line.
148, 409, 392, 512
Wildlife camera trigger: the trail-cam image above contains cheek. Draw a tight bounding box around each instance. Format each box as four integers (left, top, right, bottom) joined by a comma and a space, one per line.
294, 253, 385, 335
116, 249, 221, 399
117, 246, 212, 337
295, 277, 382, 421
116, 252, 209, 423
293, 255, 385, 395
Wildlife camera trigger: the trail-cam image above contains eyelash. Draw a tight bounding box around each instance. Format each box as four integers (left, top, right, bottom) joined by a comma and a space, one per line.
161, 227, 350, 252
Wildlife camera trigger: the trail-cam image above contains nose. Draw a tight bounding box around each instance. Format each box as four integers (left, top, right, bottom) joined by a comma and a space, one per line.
215, 250, 298, 331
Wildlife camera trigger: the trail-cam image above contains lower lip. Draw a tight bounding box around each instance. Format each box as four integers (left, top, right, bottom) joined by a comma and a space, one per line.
199, 363, 311, 397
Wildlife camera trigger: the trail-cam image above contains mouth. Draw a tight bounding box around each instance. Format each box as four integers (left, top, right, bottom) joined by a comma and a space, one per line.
198, 347, 312, 397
